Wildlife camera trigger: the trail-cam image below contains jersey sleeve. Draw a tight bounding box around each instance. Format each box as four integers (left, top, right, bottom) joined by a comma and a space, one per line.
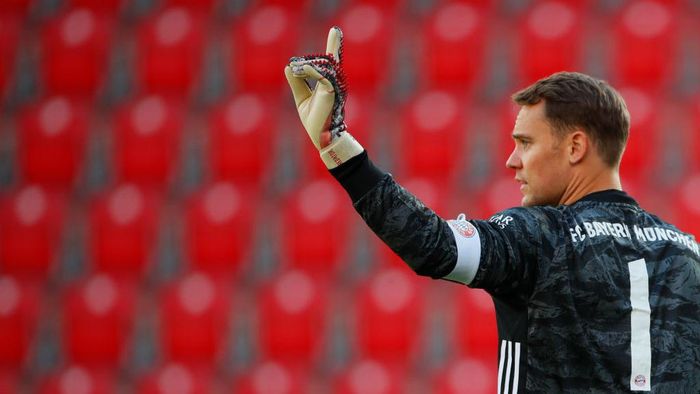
353, 173, 462, 279
329, 151, 552, 291
467, 207, 549, 296
330, 151, 474, 281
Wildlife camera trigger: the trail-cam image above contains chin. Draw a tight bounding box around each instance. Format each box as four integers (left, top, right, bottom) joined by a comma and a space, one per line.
519, 194, 531, 207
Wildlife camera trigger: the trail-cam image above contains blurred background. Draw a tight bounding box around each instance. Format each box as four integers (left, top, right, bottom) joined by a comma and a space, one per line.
1, 0, 700, 392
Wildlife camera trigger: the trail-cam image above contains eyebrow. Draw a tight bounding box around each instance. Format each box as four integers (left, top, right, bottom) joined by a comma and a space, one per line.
512, 133, 532, 141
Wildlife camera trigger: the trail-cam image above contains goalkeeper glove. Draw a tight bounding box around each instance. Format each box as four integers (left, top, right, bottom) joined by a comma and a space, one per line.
284, 26, 364, 169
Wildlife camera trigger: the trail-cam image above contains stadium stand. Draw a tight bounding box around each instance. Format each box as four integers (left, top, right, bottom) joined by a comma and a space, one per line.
61, 273, 135, 367
0, 0, 697, 391
232, 360, 306, 394
0, 276, 39, 370
421, 2, 487, 91
158, 272, 230, 366
36, 365, 117, 394
332, 358, 405, 394
40, 7, 113, 98
0, 185, 65, 280
136, 362, 212, 394
135, 7, 205, 97
112, 94, 183, 187
183, 181, 255, 276
280, 179, 351, 277
354, 267, 424, 364
256, 269, 327, 365
206, 93, 275, 186
88, 183, 159, 280
16, 96, 89, 189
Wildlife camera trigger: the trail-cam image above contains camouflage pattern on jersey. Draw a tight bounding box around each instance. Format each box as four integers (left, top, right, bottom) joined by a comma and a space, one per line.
353, 174, 700, 393
354, 174, 457, 279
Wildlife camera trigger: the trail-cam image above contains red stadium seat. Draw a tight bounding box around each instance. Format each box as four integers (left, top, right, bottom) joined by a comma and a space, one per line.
342, 0, 403, 13
112, 95, 183, 187
183, 182, 255, 276
398, 90, 467, 183
66, 0, 125, 15
136, 7, 204, 97
375, 176, 450, 272
88, 184, 159, 279
231, 5, 299, 92
159, 272, 230, 365
332, 4, 393, 94
61, 274, 135, 367
616, 87, 660, 183
0, 14, 20, 99
232, 360, 307, 394
40, 7, 112, 98
0, 0, 33, 16
673, 174, 700, 238
137, 363, 212, 394
257, 269, 327, 365
333, 359, 405, 394
0, 371, 19, 394
449, 0, 496, 12
161, 0, 217, 14
421, 2, 486, 91
280, 179, 351, 276
0, 185, 65, 280
37, 365, 116, 394
516, 1, 583, 85
454, 289, 498, 363
207, 93, 275, 186
0, 276, 39, 370
684, 97, 700, 173
17, 96, 89, 188
611, 0, 679, 90
430, 357, 497, 394
354, 267, 424, 363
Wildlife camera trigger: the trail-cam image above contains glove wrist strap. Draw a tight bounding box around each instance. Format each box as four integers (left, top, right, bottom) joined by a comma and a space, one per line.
320, 132, 364, 169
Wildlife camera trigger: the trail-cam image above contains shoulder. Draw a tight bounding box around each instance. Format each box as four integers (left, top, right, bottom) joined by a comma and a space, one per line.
485, 206, 563, 232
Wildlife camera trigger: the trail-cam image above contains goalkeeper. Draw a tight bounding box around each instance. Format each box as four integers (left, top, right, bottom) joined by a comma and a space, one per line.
285, 27, 700, 392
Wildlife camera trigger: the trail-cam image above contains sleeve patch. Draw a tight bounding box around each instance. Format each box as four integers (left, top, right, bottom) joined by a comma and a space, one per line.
444, 217, 482, 285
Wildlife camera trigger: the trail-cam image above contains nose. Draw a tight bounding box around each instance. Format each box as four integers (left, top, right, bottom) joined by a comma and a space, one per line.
506, 147, 521, 170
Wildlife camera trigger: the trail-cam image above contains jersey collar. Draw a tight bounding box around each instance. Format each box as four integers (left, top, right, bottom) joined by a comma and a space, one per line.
577, 189, 639, 206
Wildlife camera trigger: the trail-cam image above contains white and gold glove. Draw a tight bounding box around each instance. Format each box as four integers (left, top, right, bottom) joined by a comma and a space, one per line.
284, 26, 364, 169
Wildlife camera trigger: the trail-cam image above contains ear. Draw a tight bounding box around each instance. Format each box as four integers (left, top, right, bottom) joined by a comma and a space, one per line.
568, 130, 588, 164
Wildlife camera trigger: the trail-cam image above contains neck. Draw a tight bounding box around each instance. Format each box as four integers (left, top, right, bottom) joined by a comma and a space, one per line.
558, 166, 622, 205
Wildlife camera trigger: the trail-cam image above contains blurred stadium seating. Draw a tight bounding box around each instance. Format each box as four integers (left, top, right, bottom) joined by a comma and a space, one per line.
0, 0, 698, 391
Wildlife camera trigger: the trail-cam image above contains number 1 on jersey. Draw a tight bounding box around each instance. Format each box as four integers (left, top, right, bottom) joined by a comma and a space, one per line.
628, 258, 651, 391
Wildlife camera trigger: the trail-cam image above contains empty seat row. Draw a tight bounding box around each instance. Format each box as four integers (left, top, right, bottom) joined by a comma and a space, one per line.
1, 1, 693, 101
1, 269, 497, 375
4, 356, 497, 393
3, 167, 700, 282
12, 93, 283, 189
11, 87, 699, 191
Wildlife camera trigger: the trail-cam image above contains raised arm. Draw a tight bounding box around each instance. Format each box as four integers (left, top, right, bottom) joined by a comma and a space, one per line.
284, 27, 482, 285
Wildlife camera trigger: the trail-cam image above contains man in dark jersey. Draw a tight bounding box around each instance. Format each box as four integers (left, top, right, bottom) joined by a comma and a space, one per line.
285, 27, 700, 392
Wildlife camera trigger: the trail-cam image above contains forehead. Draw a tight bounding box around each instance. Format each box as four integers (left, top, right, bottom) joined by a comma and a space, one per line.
513, 102, 553, 138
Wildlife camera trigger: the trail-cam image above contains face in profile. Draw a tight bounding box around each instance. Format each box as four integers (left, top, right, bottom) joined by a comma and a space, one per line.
506, 102, 571, 207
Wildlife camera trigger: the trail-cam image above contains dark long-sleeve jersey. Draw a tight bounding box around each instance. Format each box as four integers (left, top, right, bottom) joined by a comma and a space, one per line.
330, 151, 700, 393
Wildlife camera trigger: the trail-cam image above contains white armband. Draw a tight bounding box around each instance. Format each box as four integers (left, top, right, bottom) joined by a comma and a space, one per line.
444, 214, 481, 285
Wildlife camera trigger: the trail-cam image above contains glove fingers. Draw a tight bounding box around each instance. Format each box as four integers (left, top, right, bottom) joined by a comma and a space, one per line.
284, 65, 311, 107
325, 26, 342, 62
302, 65, 334, 94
